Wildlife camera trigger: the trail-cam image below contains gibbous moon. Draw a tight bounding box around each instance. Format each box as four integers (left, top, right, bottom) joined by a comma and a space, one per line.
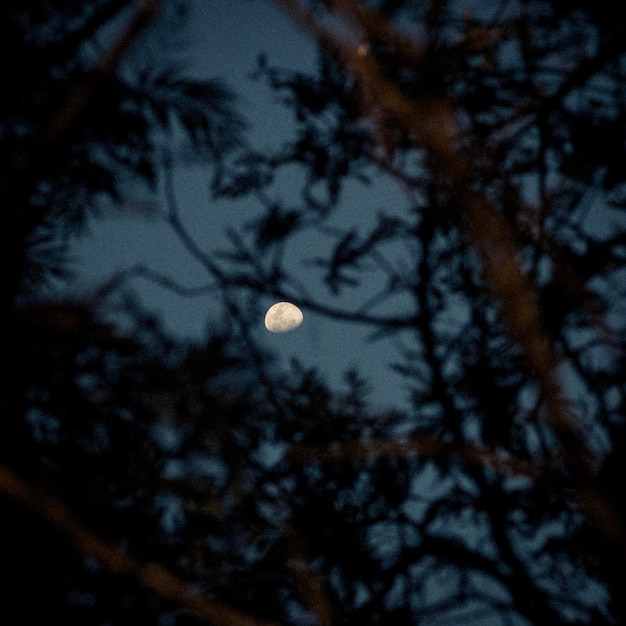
264, 302, 303, 333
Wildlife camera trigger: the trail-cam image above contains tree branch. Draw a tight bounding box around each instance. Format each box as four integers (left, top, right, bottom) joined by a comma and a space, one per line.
0, 464, 277, 626
288, 432, 538, 479
274, 0, 626, 558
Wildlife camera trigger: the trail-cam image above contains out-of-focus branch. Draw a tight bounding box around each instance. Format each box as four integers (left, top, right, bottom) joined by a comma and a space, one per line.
274, 0, 626, 556
42, 0, 160, 148
0, 464, 278, 626
285, 526, 334, 626
271, 0, 558, 432
8, 0, 162, 182
288, 433, 538, 478
0, 0, 164, 306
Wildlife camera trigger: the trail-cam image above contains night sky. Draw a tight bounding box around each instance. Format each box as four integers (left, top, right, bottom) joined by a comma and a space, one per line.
69, 0, 413, 410
5, 2, 626, 623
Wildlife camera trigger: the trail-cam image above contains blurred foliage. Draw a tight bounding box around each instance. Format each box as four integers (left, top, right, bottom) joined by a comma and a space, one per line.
2, 1, 626, 625
0, 0, 244, 299
210, 0, 626, 623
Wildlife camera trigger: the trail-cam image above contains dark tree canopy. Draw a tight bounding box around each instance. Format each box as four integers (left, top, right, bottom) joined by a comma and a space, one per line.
211, 0, 626, 623
0, 0, 243, 300
2, 1, 626, 625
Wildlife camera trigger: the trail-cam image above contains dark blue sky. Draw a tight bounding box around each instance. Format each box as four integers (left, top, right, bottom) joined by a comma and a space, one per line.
70, 0, 415, 410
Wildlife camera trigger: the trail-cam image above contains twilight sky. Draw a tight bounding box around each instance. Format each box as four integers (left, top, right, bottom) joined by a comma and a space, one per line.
70, 0, 414, 410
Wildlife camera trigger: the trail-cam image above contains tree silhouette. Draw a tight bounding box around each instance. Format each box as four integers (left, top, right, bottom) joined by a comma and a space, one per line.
208, 0, 626, 623
2, 1, 626, 625
0, 0, 243, 303
0, 2, 267, 624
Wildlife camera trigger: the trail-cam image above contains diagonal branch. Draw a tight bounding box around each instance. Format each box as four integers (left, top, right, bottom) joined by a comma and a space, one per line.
7, 0, 162, 183
0, 464, 277, 626
274, 0, 626, 557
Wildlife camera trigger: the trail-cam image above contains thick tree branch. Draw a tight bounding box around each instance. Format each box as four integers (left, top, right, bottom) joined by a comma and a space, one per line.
0, 464, 277, 626
274, 0, 626, 558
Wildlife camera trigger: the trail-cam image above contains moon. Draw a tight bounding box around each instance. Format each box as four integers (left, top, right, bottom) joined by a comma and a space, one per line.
264, 302, 304, 333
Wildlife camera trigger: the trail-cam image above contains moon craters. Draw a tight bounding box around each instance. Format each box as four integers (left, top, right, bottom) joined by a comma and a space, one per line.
264, 302, 303, 333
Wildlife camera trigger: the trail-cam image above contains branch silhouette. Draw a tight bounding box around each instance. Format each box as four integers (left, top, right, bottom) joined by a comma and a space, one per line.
0, 464, 278, 626
288, 433, 538, 478
274, 0, 626, 558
